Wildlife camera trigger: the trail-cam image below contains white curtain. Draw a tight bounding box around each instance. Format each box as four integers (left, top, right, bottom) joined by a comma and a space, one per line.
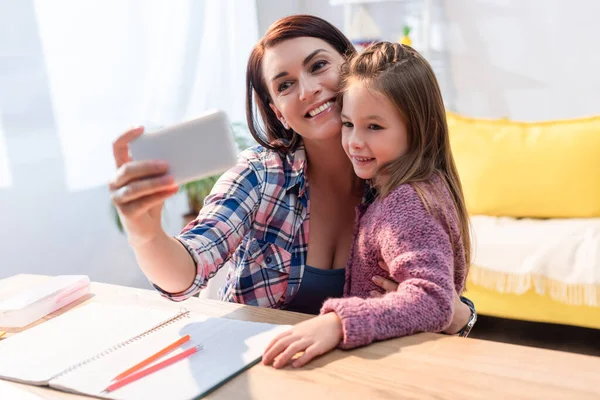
0, 117, 10, 188
32, 0, 258, 191
0, 0, 258, 287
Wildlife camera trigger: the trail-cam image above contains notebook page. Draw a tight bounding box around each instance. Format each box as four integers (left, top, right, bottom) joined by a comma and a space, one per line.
0, 379, 48, 400
52, 309, 291, 400
0, 303, 175, 385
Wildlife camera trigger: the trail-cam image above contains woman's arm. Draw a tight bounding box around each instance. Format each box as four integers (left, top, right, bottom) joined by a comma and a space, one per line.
110, 127, 195, 294
111, 128, 262, 299
150, 152, 263, 300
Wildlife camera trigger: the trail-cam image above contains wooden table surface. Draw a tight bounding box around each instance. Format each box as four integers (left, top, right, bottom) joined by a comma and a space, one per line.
1, 274, 599, 400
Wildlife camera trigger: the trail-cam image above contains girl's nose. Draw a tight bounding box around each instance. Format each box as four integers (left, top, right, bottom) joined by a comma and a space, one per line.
348, 131, 364, 150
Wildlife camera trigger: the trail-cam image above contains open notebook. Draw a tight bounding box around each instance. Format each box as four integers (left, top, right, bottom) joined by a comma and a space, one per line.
0, 302, 290, 399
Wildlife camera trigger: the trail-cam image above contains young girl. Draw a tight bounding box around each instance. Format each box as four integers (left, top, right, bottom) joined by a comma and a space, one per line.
263, 41, 471, 368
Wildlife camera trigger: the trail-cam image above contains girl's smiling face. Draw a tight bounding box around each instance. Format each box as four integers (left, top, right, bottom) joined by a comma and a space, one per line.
263, 37, 346, 143
340, 81, 409, 180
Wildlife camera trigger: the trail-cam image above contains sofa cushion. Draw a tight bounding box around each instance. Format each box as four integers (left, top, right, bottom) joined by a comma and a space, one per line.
448, 112, 600, 218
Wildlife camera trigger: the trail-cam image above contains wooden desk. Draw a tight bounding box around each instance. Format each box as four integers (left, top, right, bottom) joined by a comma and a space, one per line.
1, 274, 599, 400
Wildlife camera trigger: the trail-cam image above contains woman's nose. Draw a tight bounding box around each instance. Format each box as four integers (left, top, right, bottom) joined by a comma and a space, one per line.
299, 76, 322, 102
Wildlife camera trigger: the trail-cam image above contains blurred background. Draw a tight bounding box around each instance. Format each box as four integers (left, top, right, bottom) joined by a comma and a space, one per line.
1, 0, 599, 353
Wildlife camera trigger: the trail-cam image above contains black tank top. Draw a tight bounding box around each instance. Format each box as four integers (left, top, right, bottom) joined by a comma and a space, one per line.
283, 265, 345, 315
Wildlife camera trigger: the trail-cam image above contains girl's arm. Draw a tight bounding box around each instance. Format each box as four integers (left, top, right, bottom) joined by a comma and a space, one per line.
262, 185, 461, 368
370, 264, 473, 335
149, 151, 262, 300
321, 186, 460, 348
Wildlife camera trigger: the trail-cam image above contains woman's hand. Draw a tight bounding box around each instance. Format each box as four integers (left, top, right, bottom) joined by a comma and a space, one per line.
369, 260, 399, 297
110, 127, 180, 247
262, 312, 343, 369
443, 292, 471, 334
372, 260, 470, 334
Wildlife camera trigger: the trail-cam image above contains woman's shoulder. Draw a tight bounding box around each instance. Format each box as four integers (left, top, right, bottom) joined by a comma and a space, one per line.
236, 144, 307, 192
239, 145, 306, 172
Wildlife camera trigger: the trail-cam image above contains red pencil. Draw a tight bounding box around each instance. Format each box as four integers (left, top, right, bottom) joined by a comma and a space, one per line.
111, 335, 191, 381
103, 344, 203, 394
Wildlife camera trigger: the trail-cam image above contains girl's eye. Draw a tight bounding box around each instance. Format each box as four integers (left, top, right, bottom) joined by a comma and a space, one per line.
278, 81, 292, 92
342, 121, 353, 128
311, 60, 328, 72
368, 124, 383, 130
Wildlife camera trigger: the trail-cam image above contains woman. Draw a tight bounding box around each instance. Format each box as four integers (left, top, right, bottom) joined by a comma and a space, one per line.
110, 15, 475, 335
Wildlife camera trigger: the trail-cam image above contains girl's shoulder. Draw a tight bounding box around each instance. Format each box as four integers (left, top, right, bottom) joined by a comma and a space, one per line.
379, 173, 453, 217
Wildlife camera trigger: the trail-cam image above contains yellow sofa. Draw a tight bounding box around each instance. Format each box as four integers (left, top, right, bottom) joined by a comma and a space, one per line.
448, 112, 600, 330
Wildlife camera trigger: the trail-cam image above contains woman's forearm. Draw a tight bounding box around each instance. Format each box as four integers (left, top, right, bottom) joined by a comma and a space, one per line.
131, 230, 196, 294
443, 295, 471, 334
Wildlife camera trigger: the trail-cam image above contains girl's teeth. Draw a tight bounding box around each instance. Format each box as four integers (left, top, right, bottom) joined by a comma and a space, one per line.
308, 101, 333, 117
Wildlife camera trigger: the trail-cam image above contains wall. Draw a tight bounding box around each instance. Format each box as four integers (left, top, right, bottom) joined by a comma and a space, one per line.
0, 2, 215, 288
258, 0, 600, 120
2, 0, 599, 289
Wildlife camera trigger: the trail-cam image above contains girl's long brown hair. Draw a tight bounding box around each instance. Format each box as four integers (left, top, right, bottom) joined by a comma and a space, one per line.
340, 41, 471, 268
245, 15, 356, 152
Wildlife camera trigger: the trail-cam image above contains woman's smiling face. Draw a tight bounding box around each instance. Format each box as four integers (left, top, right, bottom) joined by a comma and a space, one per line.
262, 37, 346, 143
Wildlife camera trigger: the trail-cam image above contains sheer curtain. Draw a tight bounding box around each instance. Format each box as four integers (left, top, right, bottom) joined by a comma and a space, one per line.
0, 1, 258, 287
33, 0, 258, 191
0, 117, 10, 188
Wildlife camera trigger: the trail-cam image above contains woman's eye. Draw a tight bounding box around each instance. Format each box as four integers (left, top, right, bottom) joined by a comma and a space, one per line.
368, 124, 383, 130
342, 121, 353, 128
278, 82, 292, 92
311, 60, 328, 72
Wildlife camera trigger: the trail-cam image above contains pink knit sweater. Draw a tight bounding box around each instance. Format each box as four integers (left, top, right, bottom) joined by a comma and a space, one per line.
320, 174, 467, 349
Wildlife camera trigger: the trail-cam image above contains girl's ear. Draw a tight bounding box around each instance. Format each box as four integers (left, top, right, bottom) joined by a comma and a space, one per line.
270, 103, 290, 130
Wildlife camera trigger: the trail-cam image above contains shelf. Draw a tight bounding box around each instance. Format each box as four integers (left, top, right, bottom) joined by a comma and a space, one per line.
331, 0, 432, 60
329, 0, 408, 5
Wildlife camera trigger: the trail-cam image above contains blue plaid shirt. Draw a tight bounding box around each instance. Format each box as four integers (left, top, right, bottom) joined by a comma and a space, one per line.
155, 145, 314, 308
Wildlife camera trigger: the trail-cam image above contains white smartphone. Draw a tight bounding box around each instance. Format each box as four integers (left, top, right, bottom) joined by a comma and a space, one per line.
129, 110, 239, 185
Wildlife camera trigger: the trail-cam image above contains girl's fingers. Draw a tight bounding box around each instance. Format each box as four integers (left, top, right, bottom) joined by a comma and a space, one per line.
263, 330, 292, 360
262, 334, 297, 366
272, 339, 311, 369
369, 290, 383, 298
291, 344, 322, 368
113, 127, 144, 168
111, 174, 177, 205
110, 160, 170, 191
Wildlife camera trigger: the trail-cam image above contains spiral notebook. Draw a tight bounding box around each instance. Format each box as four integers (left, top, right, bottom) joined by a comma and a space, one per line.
0, 303, 290, 399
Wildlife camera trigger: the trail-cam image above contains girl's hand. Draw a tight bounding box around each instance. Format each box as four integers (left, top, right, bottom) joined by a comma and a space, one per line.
262, 313, 343, 369
370, 260, 399, 297
110, 127, 180, 247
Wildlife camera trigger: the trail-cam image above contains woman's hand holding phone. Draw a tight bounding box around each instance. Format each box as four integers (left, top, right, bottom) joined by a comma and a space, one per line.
109, 126, 179, 247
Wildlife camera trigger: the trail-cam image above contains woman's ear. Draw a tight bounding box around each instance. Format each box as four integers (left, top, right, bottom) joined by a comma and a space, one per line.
270, 103, 290, 130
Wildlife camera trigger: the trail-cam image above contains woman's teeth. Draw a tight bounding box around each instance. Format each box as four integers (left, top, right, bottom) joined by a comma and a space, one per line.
308, 101, 334, 117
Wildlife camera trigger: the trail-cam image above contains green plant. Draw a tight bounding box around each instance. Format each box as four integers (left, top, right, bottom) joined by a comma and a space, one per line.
113, 122, 256, 232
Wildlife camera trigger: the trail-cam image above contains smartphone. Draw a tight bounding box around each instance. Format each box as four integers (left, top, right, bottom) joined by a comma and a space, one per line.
129, 110, 239, 185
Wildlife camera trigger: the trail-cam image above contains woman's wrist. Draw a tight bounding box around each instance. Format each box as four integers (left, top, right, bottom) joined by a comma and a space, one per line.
443, 298, 472, 334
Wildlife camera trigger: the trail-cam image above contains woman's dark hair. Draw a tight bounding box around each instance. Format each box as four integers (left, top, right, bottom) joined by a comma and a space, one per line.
246, 15, 356, 152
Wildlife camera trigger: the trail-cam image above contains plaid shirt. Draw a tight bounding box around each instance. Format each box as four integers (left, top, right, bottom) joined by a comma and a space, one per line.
155, 145, 312, 308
